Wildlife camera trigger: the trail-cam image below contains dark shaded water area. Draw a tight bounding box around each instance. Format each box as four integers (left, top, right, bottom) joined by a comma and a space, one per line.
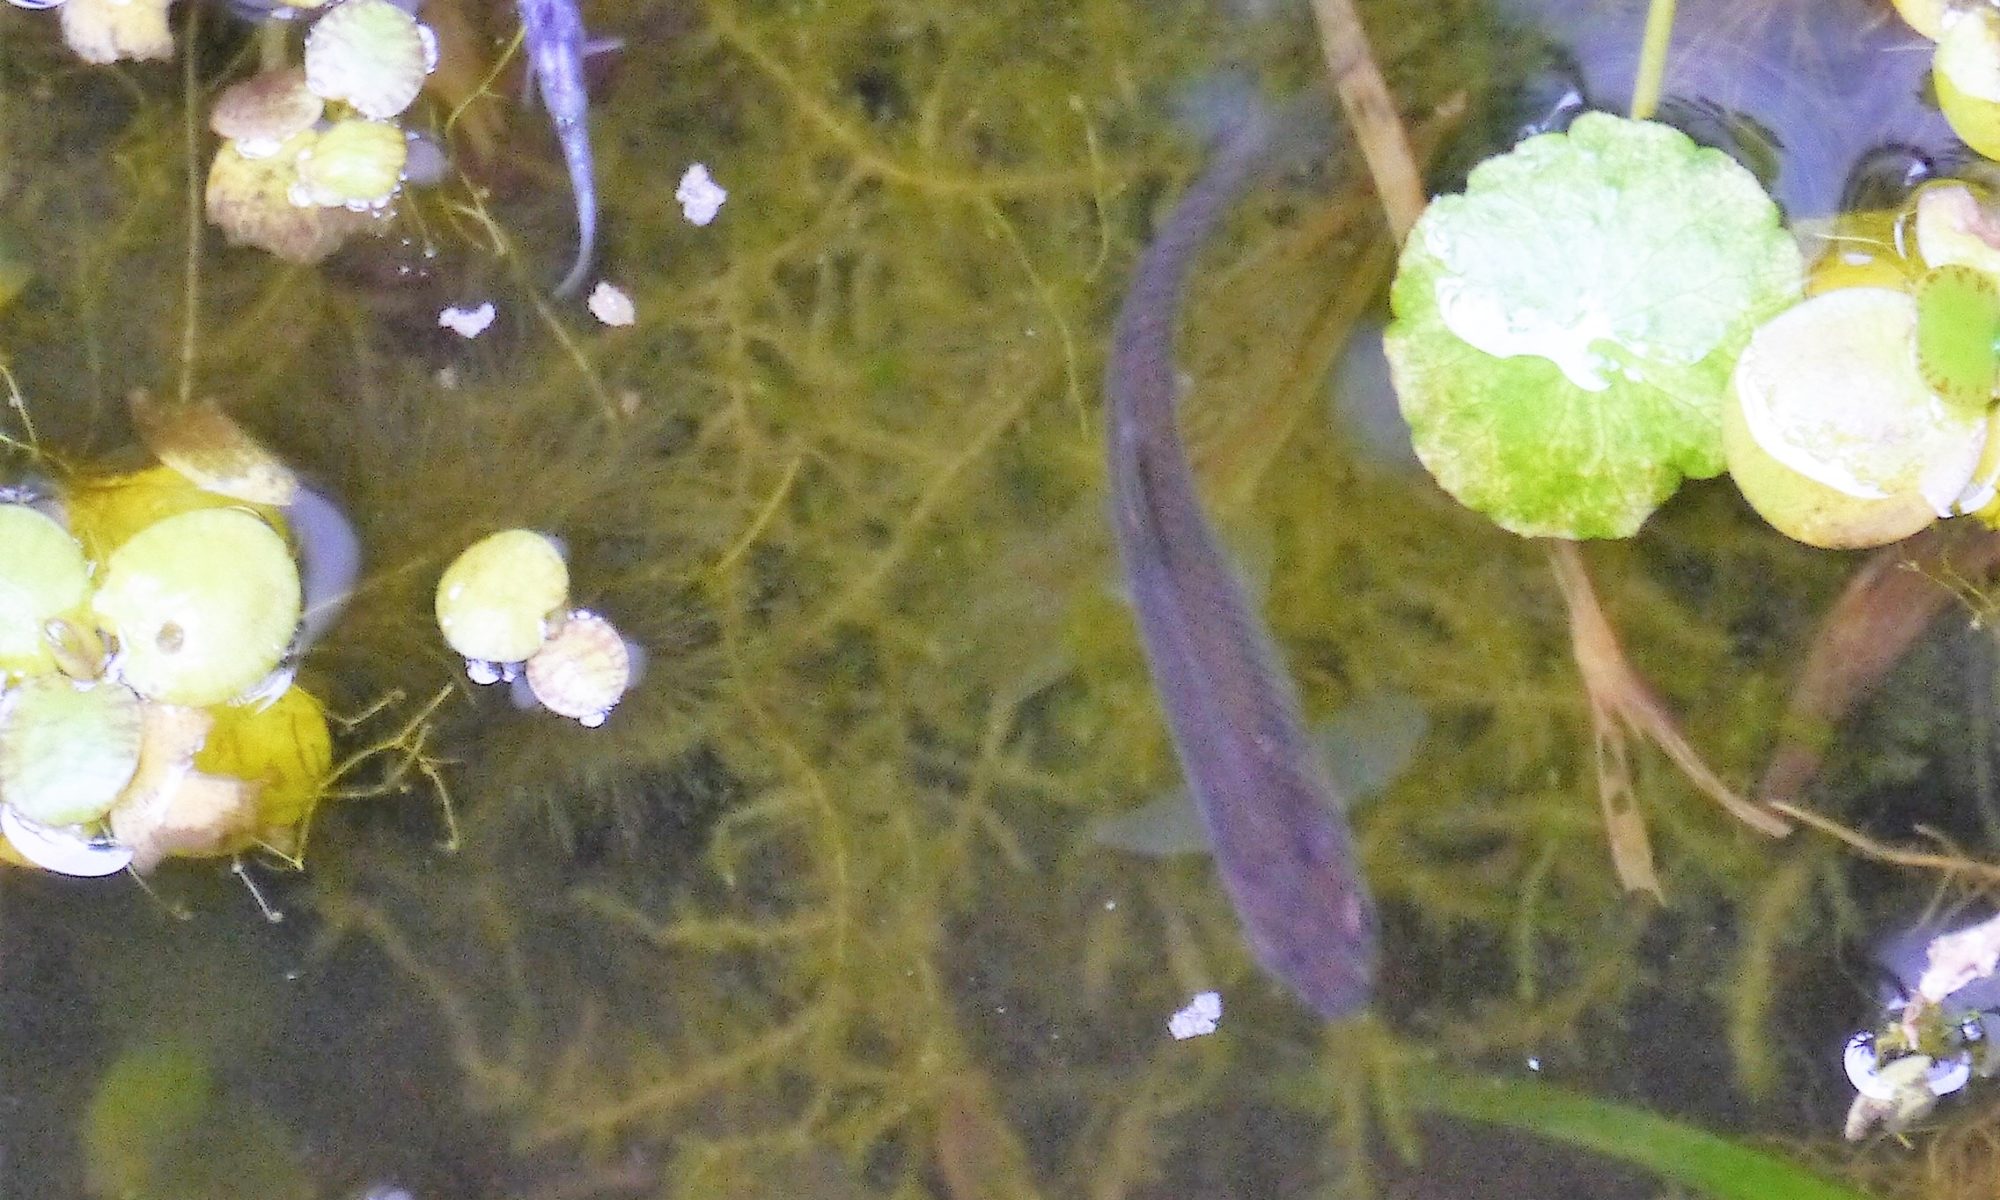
2, 0, 1999, 1195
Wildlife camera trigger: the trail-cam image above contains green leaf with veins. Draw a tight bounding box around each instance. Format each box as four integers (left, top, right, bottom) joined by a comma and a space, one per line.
1384, 112, 1803, 539
1915, 264, 2000, 409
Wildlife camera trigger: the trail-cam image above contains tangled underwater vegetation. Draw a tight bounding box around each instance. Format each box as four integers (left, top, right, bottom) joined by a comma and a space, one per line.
11, 0, 2000, 1194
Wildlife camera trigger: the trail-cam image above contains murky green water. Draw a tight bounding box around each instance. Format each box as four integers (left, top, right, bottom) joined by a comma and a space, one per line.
2, 0, 1997, 1195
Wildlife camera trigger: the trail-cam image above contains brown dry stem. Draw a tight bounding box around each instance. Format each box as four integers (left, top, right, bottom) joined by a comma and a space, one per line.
1549, 542, 1790, 899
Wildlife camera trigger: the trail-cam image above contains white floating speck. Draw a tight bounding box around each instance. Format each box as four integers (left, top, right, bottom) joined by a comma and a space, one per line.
437, 301, 495, 338
676, 162, 726, 226
1168, 990, 1221, 1040
588, 281, 636, 327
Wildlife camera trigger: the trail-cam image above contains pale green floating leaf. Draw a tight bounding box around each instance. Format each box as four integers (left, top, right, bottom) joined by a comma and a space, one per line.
435, 529, 569, 664
1915, 264, 2000, 408
0, 675, 143, 826
1384, 112, 1802, 539
91, 508, 303, 707
303, 0, 431, 121
291, 117, 406, 210
0, 504, 90, 678
1734, 287, 1986, 515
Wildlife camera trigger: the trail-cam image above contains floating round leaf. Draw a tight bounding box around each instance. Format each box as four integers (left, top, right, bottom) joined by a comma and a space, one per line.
1733, 287, 1988, 516
1723, 373, 1938, 549
1915, 265, 2000, 407
1937, 7, 2000, 160
1384, 112, 1802, 538
91, 508, 303, 707
525, 610, 632, 726
0, 676, 143, 826
291, 118, 407, 210
0, 504, 89, 677
303, 0, 433, 121
435, 529, 568, 663
209, 68, 323, 156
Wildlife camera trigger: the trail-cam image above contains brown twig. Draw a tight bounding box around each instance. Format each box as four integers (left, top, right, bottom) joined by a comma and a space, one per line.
1307, 0, 1426, 240
1770, 800, 2000, 887
1761, 525, 2000, 806
1551, 542, 1793, 845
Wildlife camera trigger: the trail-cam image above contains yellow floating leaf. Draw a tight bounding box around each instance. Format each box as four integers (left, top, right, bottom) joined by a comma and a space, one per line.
197, 685, 334, 849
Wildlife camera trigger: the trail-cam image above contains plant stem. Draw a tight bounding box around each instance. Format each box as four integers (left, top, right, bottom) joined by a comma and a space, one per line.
177, 5, 203, 407
1629, 0, 1678, 120
1308, 0, 1425, 240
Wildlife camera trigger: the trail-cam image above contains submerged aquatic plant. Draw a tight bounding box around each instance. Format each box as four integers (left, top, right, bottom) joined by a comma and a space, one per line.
0, 0, 1959, 1193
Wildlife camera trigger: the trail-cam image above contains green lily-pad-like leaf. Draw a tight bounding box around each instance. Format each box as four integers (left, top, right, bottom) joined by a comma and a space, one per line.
1915, 264, 2000, 408
1384, 112, 1803, 539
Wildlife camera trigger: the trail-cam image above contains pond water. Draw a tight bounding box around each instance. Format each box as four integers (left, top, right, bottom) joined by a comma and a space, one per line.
0, 0, 1995, 1195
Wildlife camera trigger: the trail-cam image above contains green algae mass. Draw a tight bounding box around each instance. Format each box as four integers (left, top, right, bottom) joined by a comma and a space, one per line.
1384, 112, 1803, 539
91, 508, 301, 706
0, 675, 142, 825
0, 504, 90, 677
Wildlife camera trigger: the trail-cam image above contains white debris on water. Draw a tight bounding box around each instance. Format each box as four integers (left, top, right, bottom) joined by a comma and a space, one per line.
437, 301, 495, 338
1168, 990, 1222, 1040
676, 162, 726, 226
588, 281, 636, 327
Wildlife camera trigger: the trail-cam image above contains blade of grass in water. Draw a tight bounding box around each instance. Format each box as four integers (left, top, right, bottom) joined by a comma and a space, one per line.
1406, 1070, 1874, 1200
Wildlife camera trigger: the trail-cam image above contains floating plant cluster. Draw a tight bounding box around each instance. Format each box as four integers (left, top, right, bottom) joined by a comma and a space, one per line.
206, 0, 439, 264
0, 393, 648, 881
10, 0, 440, 261
435, 529, 639, 728
1387, 47, 2000, 550
1725, 183, 2000, 548
1896, 0, 2000, 162
0, 422, 333, 878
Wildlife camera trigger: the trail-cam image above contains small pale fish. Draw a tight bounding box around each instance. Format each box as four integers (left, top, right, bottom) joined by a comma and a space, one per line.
518, 0, 598, 296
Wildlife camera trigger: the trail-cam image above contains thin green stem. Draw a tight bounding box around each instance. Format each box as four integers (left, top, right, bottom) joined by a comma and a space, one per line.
177, 5, 204, 406
1629, 0, 1678, 121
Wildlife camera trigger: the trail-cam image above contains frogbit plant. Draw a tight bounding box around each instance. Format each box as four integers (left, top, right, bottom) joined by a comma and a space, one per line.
1384, 112, 1803, 539
1386, 106, 2000, 551
1724, 181, 2000, 548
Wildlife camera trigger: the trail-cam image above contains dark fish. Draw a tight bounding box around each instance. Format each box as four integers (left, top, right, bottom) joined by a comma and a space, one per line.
519, 0, 598, 296
1105, 100, 1377, 1019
